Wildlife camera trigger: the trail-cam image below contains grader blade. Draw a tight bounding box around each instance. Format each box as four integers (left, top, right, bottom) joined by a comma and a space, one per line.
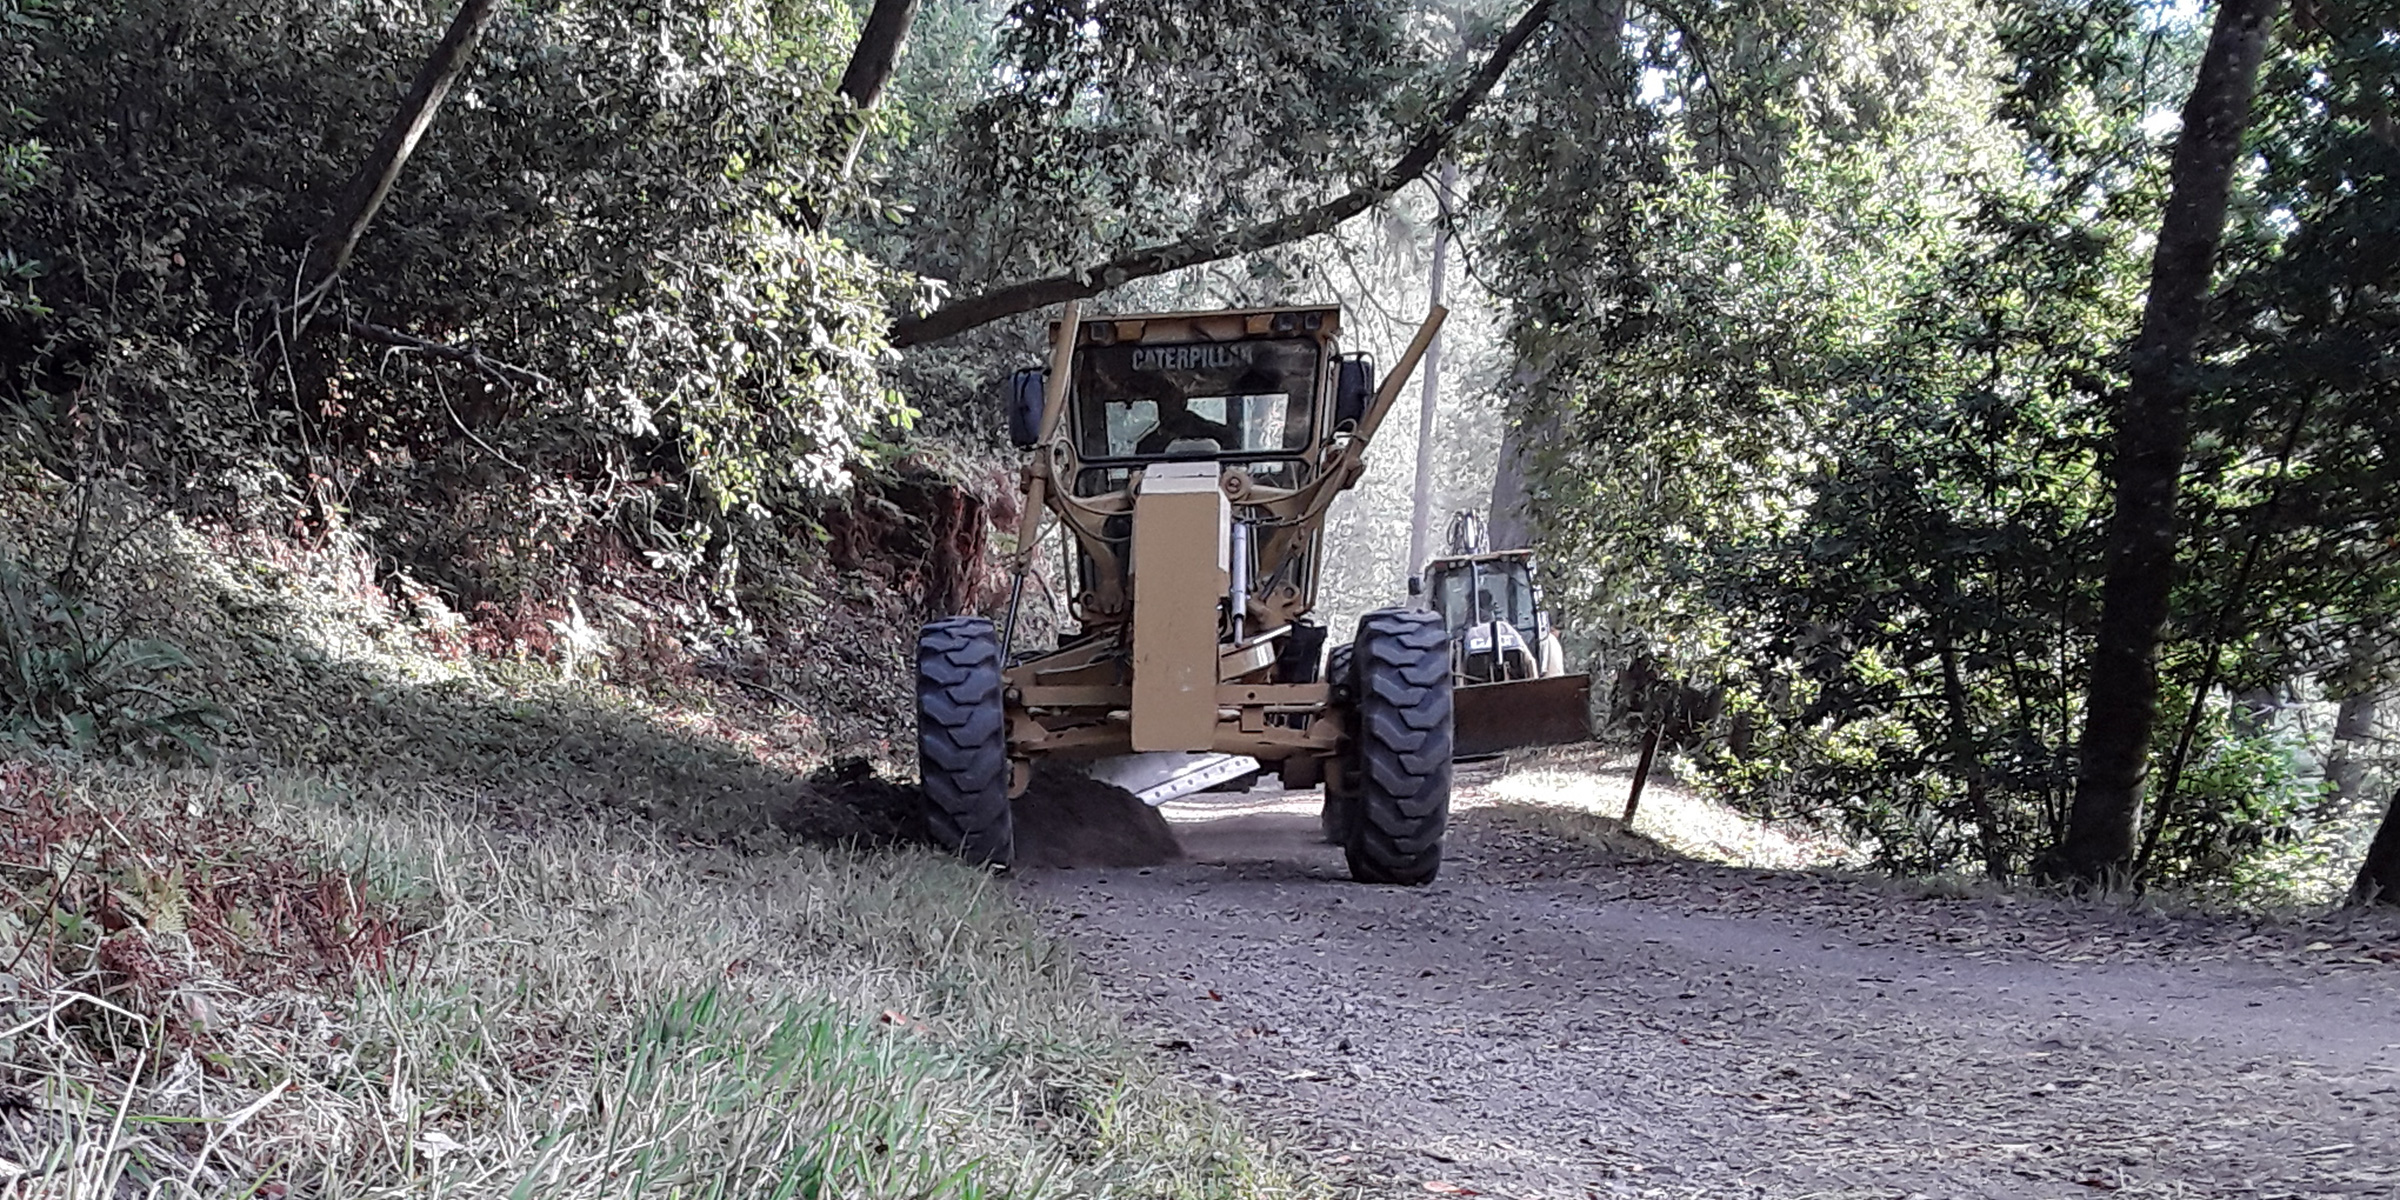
1453, 673, 1593, 758
1086, 752, 1262, 806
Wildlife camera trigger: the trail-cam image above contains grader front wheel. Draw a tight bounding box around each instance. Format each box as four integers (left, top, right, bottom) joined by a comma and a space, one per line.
1343, 609, 1454, 885
1318, 643, 1359, 846
916, 617, 1014, 867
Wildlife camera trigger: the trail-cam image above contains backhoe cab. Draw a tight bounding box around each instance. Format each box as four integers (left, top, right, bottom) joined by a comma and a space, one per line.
1421, 541, 1593, 758
916, 302, 1462, 884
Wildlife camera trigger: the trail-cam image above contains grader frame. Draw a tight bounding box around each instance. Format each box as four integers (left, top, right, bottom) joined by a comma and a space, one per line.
917, 300, 1474, 884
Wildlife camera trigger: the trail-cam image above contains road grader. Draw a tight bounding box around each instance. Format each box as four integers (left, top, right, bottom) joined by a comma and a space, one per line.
916, 301, 1584, 885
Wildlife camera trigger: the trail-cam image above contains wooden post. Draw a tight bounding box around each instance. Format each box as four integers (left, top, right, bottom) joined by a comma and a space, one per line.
1623, 725, 1660, 827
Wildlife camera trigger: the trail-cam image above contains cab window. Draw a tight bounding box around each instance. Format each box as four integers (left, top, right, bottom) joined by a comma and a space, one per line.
1071, 338, 1319, 461
1431, 561, 1537, 633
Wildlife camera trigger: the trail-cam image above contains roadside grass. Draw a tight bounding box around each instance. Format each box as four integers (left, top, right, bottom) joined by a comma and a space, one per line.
1477, 749, 2381, 928
0, 463, 1325, 1198
2, 764, 1322, 1198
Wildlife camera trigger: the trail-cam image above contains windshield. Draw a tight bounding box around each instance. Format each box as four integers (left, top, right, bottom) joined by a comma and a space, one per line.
1431, 560, 1537, 633
1072, 338, 1320, 460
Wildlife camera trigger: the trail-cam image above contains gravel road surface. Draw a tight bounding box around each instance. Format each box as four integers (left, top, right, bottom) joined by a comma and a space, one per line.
1017, 767, 2400, 1199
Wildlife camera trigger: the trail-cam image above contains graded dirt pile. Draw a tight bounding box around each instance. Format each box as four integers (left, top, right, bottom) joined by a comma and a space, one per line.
1012, 764, 1184, 868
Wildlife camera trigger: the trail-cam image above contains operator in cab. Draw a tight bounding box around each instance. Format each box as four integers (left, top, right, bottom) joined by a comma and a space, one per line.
1135, 391, 1237, 456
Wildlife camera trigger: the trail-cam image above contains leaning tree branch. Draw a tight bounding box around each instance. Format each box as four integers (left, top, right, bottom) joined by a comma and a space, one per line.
830, 0, 923, 173
889, 0, 1556, 348
798, 0, 924, 230
289, 0, 504, 336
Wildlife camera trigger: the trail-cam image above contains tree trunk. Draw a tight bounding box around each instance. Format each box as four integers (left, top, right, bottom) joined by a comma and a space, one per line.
2230, 684, 2282, 737
2048, 0, 2281, 886
2350, 789, 2400, 906
1406, 161, 1457, 584
2329, 690, 2381, 810
293, 0, 503, 328
889, 0, 1555, 347
1487, 385, 1558, 551
2326, 646, 2382, 818
829, 0, 923, 173
1939, 618, 2006, 879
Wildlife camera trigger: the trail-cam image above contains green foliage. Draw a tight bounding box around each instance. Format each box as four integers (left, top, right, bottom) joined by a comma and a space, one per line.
896, 0, 1442, 286
2139, 708, 2319, 890
0, 1, 51, 317
0, 0, 913, 606
0, 554, 213, 754
0, 484, 219, 757
2183, 0, 2400, 691
1481, 0, 2399, 896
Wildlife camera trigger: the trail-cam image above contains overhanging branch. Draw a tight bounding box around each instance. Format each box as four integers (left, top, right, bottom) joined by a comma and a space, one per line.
889, 0, 1556, 348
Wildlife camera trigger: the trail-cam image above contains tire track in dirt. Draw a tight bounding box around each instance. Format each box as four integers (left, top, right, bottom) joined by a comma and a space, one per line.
1017, 777, 2400, 1200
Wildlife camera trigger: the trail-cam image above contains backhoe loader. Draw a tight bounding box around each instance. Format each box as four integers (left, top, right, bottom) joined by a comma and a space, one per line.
916, 302, 1576, 884
1419, 512, 1593, 757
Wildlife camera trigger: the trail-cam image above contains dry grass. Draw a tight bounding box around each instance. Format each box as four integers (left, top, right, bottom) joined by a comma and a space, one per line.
0, 763, 1324, 1200
0, 463, 1325, 1199
1474, 746, 1857, 871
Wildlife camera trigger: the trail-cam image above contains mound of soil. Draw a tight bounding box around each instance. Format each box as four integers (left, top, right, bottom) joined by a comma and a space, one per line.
1012, 763, 1183, 869
804, 755, 927, 845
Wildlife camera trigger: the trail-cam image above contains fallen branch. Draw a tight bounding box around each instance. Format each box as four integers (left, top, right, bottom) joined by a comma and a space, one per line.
889, 0, 1556, 347
339, 317, 552, 391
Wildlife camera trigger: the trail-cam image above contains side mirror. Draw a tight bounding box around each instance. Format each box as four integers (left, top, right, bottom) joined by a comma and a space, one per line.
1333, 354, 1375, 430
1006, 368, 1048, 449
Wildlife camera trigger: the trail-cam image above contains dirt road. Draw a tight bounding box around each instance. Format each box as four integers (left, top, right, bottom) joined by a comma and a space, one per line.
1017, 769, 2400, 1200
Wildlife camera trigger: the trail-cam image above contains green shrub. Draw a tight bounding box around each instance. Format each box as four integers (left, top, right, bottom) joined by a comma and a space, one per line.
0, 523, 217, 756
1, 0, 914, 607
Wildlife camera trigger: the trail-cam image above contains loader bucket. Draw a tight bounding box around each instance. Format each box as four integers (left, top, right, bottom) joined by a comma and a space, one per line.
1452, 673, 1594, 758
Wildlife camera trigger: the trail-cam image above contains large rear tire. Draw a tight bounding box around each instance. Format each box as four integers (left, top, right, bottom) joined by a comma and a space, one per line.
1344, 609, 1453, 885
1318, 643, 1359, 845
917, 617, 1013, 867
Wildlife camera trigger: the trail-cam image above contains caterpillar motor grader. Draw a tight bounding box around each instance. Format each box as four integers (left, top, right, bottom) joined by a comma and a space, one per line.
915, 301, 1580, 885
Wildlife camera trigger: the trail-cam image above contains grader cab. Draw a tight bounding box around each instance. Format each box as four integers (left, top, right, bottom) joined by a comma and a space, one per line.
916, 301, 1570, 885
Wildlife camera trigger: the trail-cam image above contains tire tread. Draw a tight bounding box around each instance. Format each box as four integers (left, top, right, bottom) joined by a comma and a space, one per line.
917, 617, 1014, 866
1343, 609, 1452, 884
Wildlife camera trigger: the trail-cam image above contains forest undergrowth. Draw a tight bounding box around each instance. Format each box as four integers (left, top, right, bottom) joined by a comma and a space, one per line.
0, 458, 1321, 1199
